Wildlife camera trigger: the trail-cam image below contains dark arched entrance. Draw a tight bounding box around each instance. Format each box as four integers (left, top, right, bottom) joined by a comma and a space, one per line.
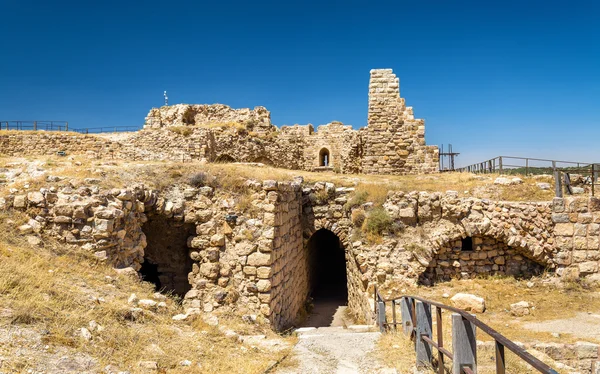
304, 228, 349, 327
140, 218, 195, 298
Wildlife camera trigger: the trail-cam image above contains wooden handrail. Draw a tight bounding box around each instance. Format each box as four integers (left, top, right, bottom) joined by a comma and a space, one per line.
374, 289, 559, 374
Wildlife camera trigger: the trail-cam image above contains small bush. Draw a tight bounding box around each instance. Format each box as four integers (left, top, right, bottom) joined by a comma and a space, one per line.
188, 172, 209, 187
351, 209, 366, 227
363, 207, 393, 235
345, 190, 369, 211
168, 126, 193, 137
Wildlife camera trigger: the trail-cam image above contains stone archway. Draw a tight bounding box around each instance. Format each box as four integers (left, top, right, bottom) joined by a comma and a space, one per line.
418, 232, 547, 285
214, 154, 236, 163
307, 228, 348, 300
319, 148, 330, 167
303, 228, 349, 327
140, 217, 196, 297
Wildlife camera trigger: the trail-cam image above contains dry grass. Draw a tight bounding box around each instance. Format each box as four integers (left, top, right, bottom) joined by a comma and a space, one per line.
380, 276, 600, 345
373, 331, 416, 374
0, 210, 294, 373
0, 156, 555, 202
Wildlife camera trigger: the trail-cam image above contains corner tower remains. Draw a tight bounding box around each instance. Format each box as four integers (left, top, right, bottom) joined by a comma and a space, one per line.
362, 69, 439, 174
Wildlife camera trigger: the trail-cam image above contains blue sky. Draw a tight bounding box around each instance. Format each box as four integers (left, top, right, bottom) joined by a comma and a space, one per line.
1, 0, 599, 166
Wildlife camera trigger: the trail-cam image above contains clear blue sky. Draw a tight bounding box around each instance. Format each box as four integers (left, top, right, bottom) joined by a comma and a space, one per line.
1, 0, 599, 166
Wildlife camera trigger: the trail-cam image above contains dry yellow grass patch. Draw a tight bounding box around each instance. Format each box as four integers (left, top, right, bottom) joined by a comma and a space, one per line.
0, 157, 554, 202
0, 211, 294, 373
381, 276, 600, 345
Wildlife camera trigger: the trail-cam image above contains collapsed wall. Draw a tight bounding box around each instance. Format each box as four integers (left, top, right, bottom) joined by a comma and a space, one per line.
3, 175, 599, 330
144, 104, 275, 135
363, 69, 439, 175
0, 69, 439, 175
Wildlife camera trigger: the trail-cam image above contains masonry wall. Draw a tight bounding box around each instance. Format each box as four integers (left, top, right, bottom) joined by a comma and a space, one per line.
6, 175, 600, 329
267, 183, 306, 330
363, 69, 438, 175
0, 132, 121, 158
420, 235, 545, 284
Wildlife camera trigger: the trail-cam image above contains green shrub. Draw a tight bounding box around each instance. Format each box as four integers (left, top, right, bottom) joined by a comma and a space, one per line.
345, 190, 369, 211
363, 207, 393, 235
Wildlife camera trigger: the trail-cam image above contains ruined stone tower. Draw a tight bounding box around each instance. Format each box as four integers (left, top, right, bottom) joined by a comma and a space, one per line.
362, 69, 439, 174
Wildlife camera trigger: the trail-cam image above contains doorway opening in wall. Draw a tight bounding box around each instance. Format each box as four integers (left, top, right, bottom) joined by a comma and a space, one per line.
140, 217, 195, 298
319, 148, 330, 167
303, 228, 350, 327
461, 237, 473, 251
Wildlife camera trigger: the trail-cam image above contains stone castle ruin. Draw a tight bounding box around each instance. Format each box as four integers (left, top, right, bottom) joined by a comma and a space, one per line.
144, 69, 439, 174
2, 69, 599, 346
0, 69, 439, 174
140, 69, 438, 174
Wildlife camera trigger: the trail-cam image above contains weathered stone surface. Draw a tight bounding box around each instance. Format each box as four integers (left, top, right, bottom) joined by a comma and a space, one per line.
450, 293, 486, 313
510, 301, 531, 316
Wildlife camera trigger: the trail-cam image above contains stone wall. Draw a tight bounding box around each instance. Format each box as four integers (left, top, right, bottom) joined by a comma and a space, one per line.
5, 175, 600, 330
144, 104, 275, 135
0, 132, 121, 158
420, 235, 545, 284
362, 69, 439, 175
1, 69, 439, 175
267, 182, 306, 330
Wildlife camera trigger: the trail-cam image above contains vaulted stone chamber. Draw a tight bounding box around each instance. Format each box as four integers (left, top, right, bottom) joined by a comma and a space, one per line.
419, 235, 545, 285
141, 217, 195, 297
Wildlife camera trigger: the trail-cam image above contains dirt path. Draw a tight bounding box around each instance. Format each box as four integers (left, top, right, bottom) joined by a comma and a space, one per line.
523, 312, 600, 340
275, 326, 390, 374
276, 301, 396, 374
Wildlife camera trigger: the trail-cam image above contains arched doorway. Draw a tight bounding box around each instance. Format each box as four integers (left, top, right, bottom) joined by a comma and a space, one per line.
214, 154, 236, 163
140, 218, 195, 298
319, 148, 330, 167
304, 228, 349, 327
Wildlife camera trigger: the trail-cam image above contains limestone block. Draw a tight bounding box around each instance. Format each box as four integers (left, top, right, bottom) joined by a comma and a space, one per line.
210, 234, 225, 247
256, 280, 271, 292
247, 252, 272, 266
13, 195, 27, 209
94, 218, 114, 232
235, 241, 257, 256
257, 267, 272, 279
554, 223, 574, 236
27, 191, 45, 206
574, 341, 599, 359
450, 293, 485, 313
579, 261, 599, 274
510, 301, 531, 316
200, 263, 220, 279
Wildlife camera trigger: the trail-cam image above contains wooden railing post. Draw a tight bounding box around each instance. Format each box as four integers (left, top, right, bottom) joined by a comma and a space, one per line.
377, 299, 386, 333
495, 341, 506, 374
499, 156, 503, 174
436, 307, 444, 374
400, 297, 413, 336
592, 164, 595, 197
415, 301, 433, 368
452, 313, 477, 374
554, 170, 563, 198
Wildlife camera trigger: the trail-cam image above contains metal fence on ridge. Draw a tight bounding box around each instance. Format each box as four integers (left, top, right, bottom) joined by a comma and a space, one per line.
0, 121, 140, 134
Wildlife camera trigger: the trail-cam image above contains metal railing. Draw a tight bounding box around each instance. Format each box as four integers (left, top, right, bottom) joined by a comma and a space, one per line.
554, 166, 600, 197
375, 288, 558, 374
457, 156, 591, 175
0, 120, 70, 132
0, 121, 141, 134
